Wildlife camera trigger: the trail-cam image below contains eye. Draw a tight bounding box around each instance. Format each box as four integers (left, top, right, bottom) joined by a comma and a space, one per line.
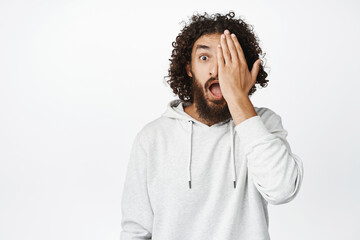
199, 55, 208, 61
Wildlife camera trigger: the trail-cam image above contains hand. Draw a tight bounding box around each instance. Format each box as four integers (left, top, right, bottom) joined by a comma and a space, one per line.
216, 29, 262, 104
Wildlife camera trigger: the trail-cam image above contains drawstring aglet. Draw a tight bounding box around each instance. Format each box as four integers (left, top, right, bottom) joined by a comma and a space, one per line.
233, 181, 237, 189
189, 180, 192, 189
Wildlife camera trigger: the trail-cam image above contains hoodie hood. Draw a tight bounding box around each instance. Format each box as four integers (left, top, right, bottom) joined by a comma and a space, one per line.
161, 99, 237, 189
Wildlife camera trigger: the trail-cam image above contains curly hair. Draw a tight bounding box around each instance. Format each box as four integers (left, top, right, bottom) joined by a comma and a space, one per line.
164, 11, 269, 104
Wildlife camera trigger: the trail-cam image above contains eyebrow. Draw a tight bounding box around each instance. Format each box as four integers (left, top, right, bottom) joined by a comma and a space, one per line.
195, 44, 211, 52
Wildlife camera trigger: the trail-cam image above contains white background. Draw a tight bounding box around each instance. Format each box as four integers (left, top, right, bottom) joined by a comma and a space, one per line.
1, 0, 359, 239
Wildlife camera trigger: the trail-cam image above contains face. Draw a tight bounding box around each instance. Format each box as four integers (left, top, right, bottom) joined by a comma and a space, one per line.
186, 33, 232, 124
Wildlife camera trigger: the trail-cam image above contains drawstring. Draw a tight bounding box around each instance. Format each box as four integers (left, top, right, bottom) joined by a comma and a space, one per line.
230, 121, 237, 188
188, 120, 193, 189
187, 120, 237, 189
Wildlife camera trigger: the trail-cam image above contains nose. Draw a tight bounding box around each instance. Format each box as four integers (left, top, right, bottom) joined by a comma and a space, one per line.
210, 60, 218, 78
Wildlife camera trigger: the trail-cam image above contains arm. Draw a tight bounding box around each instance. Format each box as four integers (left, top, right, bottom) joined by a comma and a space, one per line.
120, 131, 153, 239
215, 29, 303, 205
234, 112, 304, 205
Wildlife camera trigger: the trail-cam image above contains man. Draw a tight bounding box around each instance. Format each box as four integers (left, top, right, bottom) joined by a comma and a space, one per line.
120, 11, 304, 240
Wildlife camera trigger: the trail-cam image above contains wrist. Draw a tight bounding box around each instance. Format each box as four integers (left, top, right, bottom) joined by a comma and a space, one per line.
227, 95, 257, 125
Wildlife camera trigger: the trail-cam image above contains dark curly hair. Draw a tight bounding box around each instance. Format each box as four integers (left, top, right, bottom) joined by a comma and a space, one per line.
163, 11, 269, 104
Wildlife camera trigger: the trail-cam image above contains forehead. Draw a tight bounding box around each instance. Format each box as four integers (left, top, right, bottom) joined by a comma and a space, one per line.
193, 33, 222, 53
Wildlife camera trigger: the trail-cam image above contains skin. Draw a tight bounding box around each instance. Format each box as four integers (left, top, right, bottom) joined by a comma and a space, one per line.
184, 29, 261, 127
184, 33, 232, 126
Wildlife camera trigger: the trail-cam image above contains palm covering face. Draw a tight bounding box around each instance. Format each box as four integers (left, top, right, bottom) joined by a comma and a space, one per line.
216, 29, 261, 103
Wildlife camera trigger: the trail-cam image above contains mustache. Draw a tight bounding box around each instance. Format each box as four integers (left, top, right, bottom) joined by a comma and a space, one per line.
206, 77, 218, 89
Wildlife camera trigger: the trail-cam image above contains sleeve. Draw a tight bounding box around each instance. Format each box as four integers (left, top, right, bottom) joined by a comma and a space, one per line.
234, 112, 304, 205
120, 131, 154, 239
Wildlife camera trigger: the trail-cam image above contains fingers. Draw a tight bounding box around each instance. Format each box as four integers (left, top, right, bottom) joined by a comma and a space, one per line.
230, 33, 248, 69
220, 34, 231, 64
251, 59, 262, 82
217, 43, 225, 70
224, 30, 239, 65
220, 30, 247, 69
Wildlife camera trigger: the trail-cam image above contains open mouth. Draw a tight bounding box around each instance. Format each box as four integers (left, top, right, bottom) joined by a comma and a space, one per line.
208, 81, 223, 99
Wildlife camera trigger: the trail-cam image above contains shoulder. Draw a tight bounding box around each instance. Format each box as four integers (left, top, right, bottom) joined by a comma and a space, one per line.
142, 116, 171, 134
254, 106, 284, 130
134, 116, 172, 144
254, 106, 280, 120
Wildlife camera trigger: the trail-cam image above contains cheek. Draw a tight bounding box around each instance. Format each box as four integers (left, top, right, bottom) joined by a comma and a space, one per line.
192, 64, 208, 77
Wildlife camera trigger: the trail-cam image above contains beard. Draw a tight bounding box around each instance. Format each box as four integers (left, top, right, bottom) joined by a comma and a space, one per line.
191, 72, 232, 125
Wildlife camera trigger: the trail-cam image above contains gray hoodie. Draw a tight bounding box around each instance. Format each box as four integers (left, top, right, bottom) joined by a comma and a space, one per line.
121, 99, 304, 240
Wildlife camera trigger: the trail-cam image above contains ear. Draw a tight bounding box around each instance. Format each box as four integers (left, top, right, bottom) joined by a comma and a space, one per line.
186, 62, 192, 78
